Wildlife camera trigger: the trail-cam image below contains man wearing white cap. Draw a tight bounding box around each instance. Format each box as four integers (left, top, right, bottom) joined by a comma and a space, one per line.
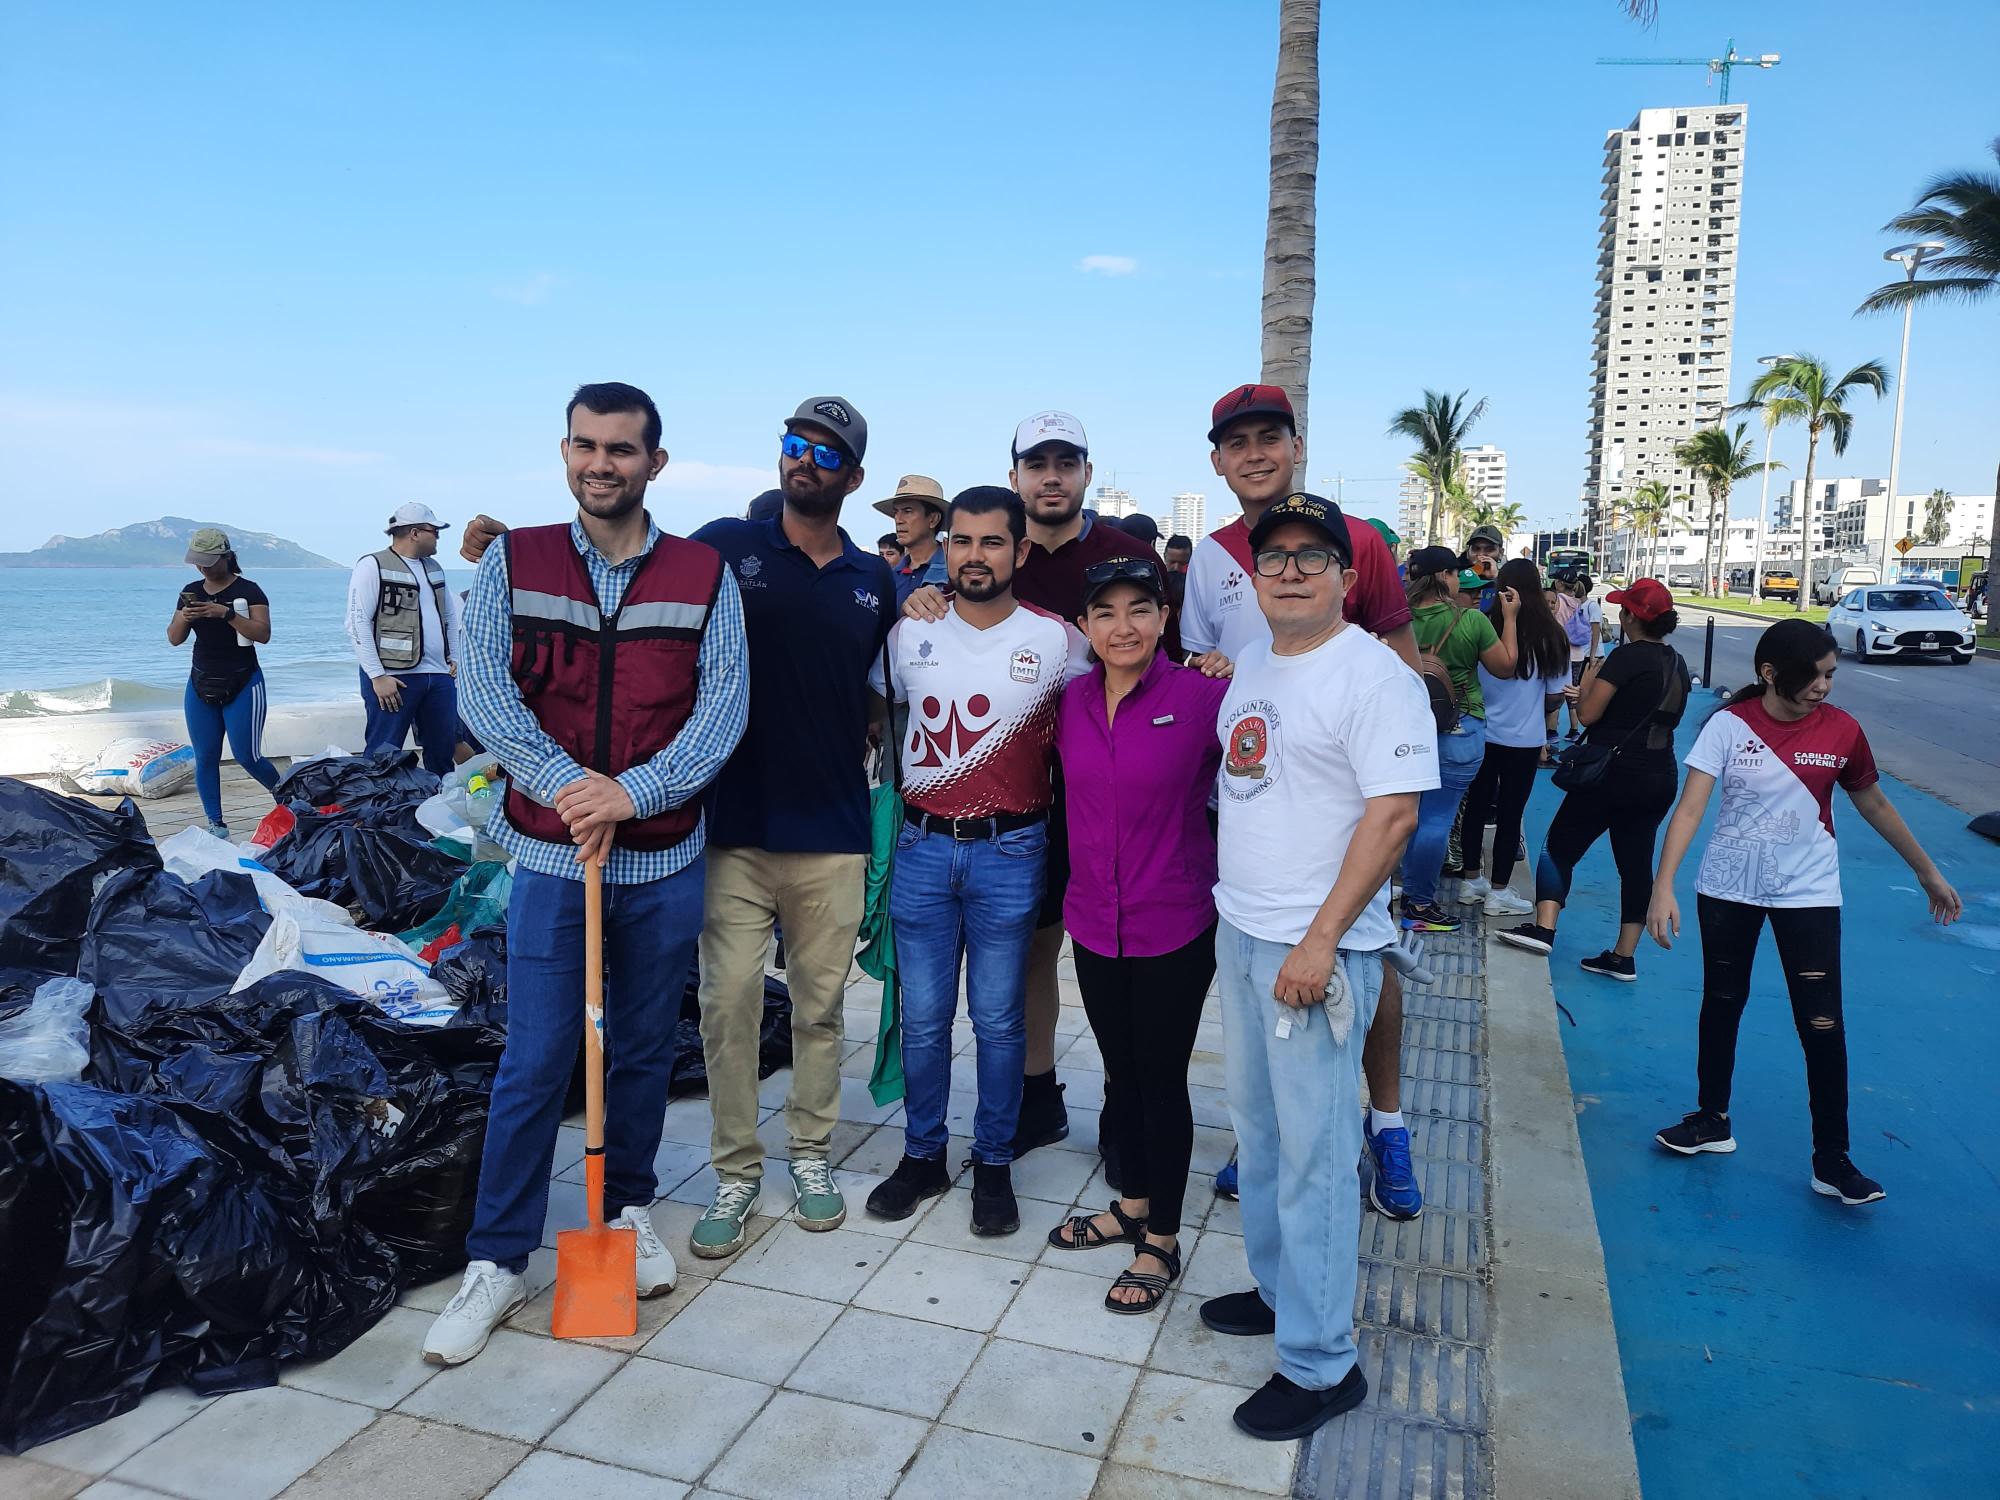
347, 502, 466, 774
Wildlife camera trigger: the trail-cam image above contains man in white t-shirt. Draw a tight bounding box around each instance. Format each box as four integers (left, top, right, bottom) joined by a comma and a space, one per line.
347, 502, 465, 775
865, 486, 1086, 1241
1196, 494, 1438, 1442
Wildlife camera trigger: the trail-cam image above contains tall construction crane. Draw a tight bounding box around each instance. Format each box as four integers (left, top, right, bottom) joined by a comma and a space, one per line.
1597, 38, 1780, 102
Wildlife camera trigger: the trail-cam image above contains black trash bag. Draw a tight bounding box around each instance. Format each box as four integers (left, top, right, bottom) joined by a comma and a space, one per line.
1970, 810, 2000, 843
668, 965, 791, 1097
79, 867, 271, 1030
77, 868, 269, 1028
257, 805, 357, 903
275, 750, 439, 817
0, 779, 159, 979
89, 971, 506, 1288
342, 825, 460, 932
436, 925, 508, 1031
0, 1078, 398, 1453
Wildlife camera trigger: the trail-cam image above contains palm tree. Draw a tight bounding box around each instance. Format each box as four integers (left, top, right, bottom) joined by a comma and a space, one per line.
1624, 480, 1674, 584
1739, 357, 1890, 612
1260, 0, 1318, 436
1486, 500, 1527, 538
1675, 424, 1770, 597
1857, 138, 2000, 633
1388, 389, 1489, 548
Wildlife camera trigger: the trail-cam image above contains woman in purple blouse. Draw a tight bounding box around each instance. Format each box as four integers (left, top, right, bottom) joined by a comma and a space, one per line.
1045, 555, 1230, 1315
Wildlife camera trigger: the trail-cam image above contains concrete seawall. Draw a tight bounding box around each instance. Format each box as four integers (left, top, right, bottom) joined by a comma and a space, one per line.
0, 701, 369, 778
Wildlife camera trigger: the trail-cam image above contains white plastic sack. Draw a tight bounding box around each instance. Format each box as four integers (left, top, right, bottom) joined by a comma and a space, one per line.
0, 977, 93, 1083
234, 907, 455, 1025
156, 826, 351, 925
64, 737, 196, 799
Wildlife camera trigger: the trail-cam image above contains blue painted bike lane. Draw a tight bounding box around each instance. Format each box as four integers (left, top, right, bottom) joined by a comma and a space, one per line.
1525, 696, 2000, 1499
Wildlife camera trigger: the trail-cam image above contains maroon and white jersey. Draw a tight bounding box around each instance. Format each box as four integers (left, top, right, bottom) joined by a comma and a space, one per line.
1684, 697, 1880, 908
875, 602, 1086, 817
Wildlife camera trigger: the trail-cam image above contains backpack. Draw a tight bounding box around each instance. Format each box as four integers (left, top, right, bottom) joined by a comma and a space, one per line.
1417, 606, 1470, 733
1561, 596, 1594, 651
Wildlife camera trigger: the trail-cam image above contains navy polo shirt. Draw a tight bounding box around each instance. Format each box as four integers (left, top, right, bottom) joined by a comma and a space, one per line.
693, 515, 896, 854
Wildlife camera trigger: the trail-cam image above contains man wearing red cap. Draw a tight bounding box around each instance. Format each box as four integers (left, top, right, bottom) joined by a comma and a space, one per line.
1183, 384, 1429, 1223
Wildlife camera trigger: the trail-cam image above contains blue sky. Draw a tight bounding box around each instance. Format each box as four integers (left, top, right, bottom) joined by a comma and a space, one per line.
2, 0, 1994, 559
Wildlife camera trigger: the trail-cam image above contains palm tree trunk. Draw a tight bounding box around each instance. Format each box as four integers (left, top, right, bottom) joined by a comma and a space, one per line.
1986, 452, 2000, 641
1260, 0, 1319, 440
1796, 430, 1820, 613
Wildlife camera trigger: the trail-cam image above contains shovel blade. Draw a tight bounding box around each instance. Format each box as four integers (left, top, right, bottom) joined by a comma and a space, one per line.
551, 1224, 638, 1339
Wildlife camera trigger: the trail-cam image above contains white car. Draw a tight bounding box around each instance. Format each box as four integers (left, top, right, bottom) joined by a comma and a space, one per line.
1826, 584, 1977, 664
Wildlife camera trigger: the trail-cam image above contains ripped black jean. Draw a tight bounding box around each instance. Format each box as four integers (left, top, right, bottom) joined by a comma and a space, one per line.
1695, 896, 1847, 1154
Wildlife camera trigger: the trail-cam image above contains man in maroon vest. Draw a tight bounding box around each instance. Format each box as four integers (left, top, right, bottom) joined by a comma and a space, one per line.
423, 383, 750, 1368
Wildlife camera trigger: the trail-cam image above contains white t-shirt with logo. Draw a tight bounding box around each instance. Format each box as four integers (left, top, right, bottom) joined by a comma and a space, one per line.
874, 602, 1088, 818
1214, 625, 1440, 951
1683, 698, 1879, 908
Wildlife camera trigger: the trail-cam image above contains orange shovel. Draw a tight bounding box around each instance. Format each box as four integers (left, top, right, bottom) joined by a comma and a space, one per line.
551, 859, 638, 1338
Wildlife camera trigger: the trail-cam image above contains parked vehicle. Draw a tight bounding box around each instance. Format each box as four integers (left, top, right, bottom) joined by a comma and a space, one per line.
1759, 570, 1801, 601
1666, 565, 1703, 590
1813, 563, 1880, 605
1826, 584, 1977, 663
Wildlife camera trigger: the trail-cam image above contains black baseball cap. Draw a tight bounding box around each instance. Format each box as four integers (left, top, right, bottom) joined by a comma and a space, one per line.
1406, 545, 1459, 578
1245, 492, 1351, 564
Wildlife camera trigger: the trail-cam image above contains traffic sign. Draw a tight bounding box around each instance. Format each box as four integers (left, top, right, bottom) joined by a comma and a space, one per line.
1895, 536, 1915, 555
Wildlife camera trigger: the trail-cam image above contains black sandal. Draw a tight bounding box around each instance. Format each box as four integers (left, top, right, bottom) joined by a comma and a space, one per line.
1047, 1199, 1146, 1251
1104, 1241, 1181, 1315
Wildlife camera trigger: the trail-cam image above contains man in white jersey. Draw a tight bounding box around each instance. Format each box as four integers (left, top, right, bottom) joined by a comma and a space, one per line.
1197, 494, 1437, 1440
866, 486, 1087, 1239
1181, 384, 1430, 1222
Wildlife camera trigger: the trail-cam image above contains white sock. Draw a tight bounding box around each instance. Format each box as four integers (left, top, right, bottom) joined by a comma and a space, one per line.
1370, 1109, 1405, 1135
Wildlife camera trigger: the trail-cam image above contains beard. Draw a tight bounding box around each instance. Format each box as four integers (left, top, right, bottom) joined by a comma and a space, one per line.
953, 566, 1010, 602
1026, 491, 1083, 527
785, 474, 844, 519
575, 481, 645, 521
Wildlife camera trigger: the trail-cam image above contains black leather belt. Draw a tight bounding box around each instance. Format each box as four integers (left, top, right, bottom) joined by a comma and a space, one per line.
903, 808, 1047, 841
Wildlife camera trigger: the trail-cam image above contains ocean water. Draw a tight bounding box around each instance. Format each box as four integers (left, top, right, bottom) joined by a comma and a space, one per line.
0, 567, 475, 718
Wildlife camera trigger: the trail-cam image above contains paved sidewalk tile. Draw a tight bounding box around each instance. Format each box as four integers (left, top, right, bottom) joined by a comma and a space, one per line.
396, 1330, 621, 1443
994, 1263, 1164, 1365
940, 1339, 1137, 1458
544, 1360, 769, 1481
894, 1428, 1098, 1500
642, 1280, 840, 1385
24, 1389, 214, 1476
278, 1412, 527, 1500
1110, 1371, 1293, 1494
717, 1223, 893, 1303
279, 1305, 439, 1408
703, 1390, 926, 1500
0, 1457, 89, 1500
853, 1242, 1024, 1332
784, 1308, 983, 1420
484, 1450, 685, 1500
107, 1387, 373, 1500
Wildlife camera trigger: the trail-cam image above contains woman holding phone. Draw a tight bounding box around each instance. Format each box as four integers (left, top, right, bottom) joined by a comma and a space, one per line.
166, 527, 281, 837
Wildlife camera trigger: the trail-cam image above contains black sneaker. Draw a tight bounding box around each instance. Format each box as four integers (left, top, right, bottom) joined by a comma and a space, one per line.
1198, 1288, 1276, 1337
1399, 899, 1460, 934
1811, 1152, 1885, 1205
969, 1161, 1019, 1235
1579, 950, 1637, 982
865, 1154, 950, 1221
1496, 923, 1555, 956
1655, 1109, 1735, 1155
1010, 1071, 1069, 1157
1232, 1367, 1368, 1441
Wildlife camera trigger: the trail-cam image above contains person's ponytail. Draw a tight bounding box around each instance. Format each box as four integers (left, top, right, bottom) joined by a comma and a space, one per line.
219, 548, 241, 578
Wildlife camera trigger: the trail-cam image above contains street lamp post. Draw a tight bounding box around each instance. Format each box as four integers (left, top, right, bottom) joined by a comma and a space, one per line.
1752, 353, 1784, 601
1879, 242, 1946, 579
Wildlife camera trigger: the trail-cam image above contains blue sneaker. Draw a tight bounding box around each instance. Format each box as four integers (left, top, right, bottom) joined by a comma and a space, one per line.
1364, 1121, 1423, 1220
1214, 1159, 1239, 1200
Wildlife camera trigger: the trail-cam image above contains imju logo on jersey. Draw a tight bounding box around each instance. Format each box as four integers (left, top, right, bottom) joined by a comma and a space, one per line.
1217, 567, 1247, 615
1221, 698, 1281, 801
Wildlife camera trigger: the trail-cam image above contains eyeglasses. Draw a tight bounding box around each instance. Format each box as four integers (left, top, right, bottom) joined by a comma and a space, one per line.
781, 433, 848, 472
1253, 547, 1345, 577
1082, 557, 1163, 590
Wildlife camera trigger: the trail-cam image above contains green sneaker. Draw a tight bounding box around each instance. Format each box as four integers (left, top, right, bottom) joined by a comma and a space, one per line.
789, 1157, 847, 1232
689, 1179, 760, 1260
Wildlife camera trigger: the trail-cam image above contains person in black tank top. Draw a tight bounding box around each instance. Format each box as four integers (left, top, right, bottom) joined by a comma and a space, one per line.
165, 527, 282, 837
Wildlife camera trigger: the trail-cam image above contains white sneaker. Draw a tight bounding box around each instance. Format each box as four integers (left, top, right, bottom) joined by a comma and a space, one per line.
1454, 876, 1491, 904
422, 1260, 526, 1366
1484, 887, 1535, 917
615, 1206, 678, 1297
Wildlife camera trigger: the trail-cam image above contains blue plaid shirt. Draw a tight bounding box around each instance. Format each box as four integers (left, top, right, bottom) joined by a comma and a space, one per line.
459, 517, 749, 884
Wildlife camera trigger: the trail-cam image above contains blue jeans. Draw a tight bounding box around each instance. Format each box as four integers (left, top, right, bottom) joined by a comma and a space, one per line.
360, 667, 459, 777
1400, 714, 1487, 905
183, 669, 282, 826
1217, 918, 1383, 1389
467, 860, 703, 1270
890, 820, 1048, 1164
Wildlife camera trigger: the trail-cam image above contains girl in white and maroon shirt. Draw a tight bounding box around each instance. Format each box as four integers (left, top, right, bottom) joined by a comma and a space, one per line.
1645, 618, 1960, 1207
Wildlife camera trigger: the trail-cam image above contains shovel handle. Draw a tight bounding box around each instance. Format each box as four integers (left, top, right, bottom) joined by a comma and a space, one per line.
582, 858, 606, 1228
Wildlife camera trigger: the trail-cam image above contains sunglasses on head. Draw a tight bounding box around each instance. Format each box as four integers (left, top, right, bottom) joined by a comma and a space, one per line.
1082, 557, 1163, 591
781, 432, 848, 472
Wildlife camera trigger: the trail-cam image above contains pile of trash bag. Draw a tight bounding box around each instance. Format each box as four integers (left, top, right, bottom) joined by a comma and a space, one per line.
0, 752, 796, 1453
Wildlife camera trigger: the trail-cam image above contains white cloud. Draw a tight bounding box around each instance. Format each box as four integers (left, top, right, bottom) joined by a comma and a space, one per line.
492, 272, 559, 306
1078, 254, 1138, 276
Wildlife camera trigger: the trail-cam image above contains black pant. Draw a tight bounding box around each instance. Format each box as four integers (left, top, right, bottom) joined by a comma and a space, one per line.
1072, 925, 1217, 1236
1695, 896, 1847, 1154
1459, 742, 1542, 886
1534, 755, 1677, 924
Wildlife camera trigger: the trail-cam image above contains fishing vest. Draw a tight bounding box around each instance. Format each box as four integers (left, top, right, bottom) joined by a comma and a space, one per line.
370, 548, 452, 672
504, 524, 724, 852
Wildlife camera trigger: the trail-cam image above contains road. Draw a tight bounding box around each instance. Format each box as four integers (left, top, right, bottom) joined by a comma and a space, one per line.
1668, 605, 2000, 814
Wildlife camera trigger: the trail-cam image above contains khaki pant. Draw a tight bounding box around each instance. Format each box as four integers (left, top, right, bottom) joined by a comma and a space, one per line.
699, 846, 867, 1183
